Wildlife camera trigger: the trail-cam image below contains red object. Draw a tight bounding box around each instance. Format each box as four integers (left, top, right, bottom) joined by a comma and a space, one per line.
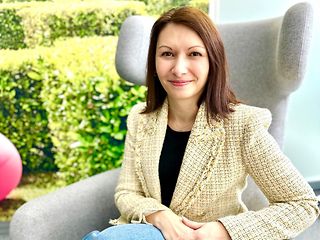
0, 133, 22, 201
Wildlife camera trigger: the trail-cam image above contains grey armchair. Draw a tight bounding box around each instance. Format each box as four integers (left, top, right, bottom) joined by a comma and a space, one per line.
10, 2, 319, 240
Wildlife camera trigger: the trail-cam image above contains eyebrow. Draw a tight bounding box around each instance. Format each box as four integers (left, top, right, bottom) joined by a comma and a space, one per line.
157, 45, 172, 50
188, 46, 206, 50
157, 45, 206, 50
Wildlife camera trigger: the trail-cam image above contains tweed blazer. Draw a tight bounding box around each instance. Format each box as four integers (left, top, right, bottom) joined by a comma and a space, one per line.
112, 100, 319, 239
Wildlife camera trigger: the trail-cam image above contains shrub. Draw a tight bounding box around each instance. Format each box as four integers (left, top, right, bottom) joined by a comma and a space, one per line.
0, 9, 26, 49
1, 36, 146, 179
0, 0, 146, 49
0, 0, 48, 3
39, 36, 146, 183
0, 51, 55, 172
138, 0, 208, 15
189, 0, 209, 12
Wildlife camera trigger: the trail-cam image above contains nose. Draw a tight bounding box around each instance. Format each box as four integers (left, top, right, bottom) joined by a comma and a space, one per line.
171, 56, 188, 77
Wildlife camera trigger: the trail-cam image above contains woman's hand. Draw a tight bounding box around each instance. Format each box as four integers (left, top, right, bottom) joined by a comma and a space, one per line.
182, 217, 232, 240
145, 210, 195, 240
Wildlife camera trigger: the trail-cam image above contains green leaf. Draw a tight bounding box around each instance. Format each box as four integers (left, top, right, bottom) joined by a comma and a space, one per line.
27, 71, 42, 81
112, 132, 124, 141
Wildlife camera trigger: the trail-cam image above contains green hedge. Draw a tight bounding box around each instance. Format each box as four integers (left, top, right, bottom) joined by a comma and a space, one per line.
0, 0, 48, 3
0, 0, 146, 49
0, 9, 26, 49
139, 0, 209, 15
0, 36, 146, 182
41, 37, 146, 183
0, 50, 55, 172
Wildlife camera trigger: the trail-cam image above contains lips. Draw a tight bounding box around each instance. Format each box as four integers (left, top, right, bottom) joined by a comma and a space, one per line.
168, 80, 193, 87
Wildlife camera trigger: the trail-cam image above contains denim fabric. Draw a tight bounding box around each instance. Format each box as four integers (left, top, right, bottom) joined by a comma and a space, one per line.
82, 224, 165, 240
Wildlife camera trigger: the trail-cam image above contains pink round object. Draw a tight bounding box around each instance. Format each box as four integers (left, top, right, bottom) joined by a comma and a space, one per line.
0, 133, 22, 201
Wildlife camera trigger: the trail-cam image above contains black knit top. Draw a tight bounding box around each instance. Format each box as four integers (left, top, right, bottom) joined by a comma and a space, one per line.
159, 125, 191, 207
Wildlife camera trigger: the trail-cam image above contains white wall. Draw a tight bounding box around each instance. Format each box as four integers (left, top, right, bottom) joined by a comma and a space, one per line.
214, 0, 315, 23
210, 0, 320, 187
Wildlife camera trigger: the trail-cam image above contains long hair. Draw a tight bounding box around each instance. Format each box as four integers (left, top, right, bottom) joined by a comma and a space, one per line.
142, 6, 239, 121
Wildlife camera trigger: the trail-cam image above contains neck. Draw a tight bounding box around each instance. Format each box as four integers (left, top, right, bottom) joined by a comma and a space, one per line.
167, 98, 199, 132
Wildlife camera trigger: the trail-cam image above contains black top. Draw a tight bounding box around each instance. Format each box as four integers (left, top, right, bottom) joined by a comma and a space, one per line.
159, 125, 191, 207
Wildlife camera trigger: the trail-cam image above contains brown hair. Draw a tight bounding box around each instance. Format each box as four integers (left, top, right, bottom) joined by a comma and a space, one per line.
142, 6, 239, 121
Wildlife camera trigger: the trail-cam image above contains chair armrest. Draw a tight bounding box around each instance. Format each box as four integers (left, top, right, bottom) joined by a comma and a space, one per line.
10, 168, 120, 240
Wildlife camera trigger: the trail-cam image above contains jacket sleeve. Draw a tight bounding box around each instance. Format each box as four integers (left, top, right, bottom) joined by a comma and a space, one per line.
219, 108, 319, 240
113, 103, 169, 224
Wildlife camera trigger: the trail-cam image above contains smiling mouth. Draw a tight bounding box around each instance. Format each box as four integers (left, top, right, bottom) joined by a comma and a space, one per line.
168, 80, 193, 87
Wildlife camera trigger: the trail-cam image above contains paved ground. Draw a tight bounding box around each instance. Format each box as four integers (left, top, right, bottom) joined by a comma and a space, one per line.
0, 222, 9, 240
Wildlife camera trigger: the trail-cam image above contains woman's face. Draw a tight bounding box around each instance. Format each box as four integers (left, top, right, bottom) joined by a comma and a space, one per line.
155, 23, 209, 104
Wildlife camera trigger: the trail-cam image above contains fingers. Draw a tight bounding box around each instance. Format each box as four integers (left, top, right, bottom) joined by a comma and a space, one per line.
182, 216, 205, 230
148, 210, 195, 240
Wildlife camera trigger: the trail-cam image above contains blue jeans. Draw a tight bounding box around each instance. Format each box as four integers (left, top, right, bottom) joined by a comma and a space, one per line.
82, 224, 165, 240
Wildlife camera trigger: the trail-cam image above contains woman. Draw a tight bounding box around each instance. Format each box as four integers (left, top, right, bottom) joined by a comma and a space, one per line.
83, 6, 319, 240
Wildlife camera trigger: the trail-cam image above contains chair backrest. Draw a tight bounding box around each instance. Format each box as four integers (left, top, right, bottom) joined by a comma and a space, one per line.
115, 2, 314, 210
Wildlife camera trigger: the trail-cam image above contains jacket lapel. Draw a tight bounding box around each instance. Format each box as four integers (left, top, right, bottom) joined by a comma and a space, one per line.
135, 100, 169, 202
170, 104, 225, 215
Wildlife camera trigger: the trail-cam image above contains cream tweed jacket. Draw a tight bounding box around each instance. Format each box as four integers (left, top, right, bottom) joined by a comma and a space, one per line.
113, 100, 319, 240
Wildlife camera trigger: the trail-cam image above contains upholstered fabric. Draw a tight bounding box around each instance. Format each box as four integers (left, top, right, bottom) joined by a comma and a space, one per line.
112, 100, 319, 239
116, 15, 155, 86
10, 169, 120, 240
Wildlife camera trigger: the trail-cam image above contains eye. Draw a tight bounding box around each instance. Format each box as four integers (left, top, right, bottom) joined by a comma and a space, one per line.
190, 51, 202, 57
161, 51, 174, 57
